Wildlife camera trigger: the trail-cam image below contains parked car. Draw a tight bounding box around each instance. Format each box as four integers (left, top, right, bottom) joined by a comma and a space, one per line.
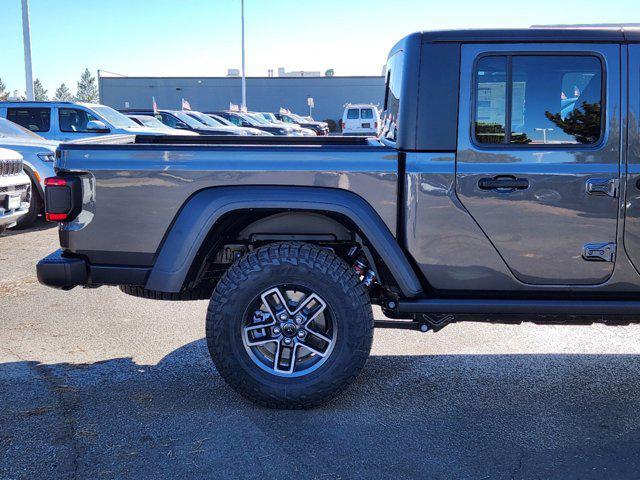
121, 109, 244, 136
275, 112, 330, 136
0, 102, 182, 141
341, 104, 381, 136
0, 117, 56, 228
0, 148, 30, 235
183, 110, 271, 136
37, 27, 639, 409
253, 112, 316, 136
127, 114, 199, 136
209, 111, 296, 136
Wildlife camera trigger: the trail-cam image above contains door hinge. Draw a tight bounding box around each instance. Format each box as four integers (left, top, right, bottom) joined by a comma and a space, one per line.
582, 242, 616, 262
586, 178, 618, 198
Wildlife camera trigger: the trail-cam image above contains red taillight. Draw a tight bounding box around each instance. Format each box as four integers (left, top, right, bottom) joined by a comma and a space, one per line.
45, 177, 67, 187
46, 213, 68, 221
374, 122, 378, 129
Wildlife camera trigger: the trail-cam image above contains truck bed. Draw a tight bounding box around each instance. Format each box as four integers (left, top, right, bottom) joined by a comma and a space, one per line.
56, 134, 398, 267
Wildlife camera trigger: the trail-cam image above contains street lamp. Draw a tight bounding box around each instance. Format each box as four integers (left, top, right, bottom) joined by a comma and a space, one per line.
535, 127, 554, 144
21, 0, 34, 100
241, 0, 247, 110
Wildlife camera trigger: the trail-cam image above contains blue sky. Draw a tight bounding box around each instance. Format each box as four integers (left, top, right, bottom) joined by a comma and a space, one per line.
0, 0, 638, 95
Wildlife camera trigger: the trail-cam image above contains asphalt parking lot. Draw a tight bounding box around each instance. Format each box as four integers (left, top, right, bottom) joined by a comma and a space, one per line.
2, 223, 640, 479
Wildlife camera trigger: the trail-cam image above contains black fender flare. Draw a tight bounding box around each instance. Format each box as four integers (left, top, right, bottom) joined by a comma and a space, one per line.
145, 186, 423, 298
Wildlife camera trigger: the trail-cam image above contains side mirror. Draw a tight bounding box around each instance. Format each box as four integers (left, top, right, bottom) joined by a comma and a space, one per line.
241, 121, 252, 127
86, 120, 110, 133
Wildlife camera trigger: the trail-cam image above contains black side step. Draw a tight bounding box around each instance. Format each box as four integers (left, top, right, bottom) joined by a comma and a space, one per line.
397, 298, 640, 316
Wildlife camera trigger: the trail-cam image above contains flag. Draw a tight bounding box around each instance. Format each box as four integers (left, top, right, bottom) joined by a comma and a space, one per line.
182, 98, 191, 110
152, 96, 159, 115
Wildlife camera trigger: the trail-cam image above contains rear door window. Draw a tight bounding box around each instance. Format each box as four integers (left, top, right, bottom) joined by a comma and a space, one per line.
474, 54, 603, 145
347, 109, 359, 119
59, 108, 98, 133
360, 108, 374, 119
6, 107, 51, 132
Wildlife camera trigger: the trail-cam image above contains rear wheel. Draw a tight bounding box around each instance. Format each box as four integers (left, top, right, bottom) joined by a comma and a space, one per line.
206, 243, 373, 408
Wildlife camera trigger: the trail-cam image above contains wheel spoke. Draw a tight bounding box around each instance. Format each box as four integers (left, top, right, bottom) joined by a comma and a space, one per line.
298, 336, 331, 357
274, 341, 298, 374
261, 287, 292, 318
305, 327, 332, 344
292, 294, 326, 325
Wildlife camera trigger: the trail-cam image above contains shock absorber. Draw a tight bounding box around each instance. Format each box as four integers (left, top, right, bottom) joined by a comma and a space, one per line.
352, 257, 377, 287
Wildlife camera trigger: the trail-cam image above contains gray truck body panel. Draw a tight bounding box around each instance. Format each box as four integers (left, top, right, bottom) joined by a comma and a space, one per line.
57, 143, 398, 263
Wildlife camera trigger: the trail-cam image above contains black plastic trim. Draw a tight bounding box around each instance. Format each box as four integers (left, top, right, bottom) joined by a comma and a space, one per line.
37, 249, 151, 289
398, 298, 640, 315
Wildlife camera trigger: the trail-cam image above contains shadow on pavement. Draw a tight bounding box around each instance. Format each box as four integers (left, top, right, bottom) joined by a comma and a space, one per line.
4, 217, 56, 237
2, 339, 640, 479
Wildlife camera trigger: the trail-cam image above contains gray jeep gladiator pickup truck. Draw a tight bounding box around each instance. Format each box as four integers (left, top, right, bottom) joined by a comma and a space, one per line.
37, 27, 640, 408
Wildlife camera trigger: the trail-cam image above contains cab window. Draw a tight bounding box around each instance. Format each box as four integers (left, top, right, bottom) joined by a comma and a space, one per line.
59, 108, 98, 133
474, 54, 603, 145
381, 50, 404, 142
7, 107, 51, 132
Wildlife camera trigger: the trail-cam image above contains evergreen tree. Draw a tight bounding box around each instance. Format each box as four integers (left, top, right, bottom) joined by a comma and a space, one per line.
53, 83, 73, 101
33, 79, 48, 101
75, 69, 99, 102
0, 78, 8, 101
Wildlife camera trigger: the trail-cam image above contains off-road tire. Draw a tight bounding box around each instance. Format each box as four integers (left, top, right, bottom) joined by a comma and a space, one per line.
206, 242, 374, 409
119, 284, 213, 301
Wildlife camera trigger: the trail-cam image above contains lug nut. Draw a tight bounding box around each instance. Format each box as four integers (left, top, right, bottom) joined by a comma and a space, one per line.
297, 330, 306, 339
283, 337, 292, 345
279, 313, 288, 321
272, 327, 281, 335
294, 314, 304, 325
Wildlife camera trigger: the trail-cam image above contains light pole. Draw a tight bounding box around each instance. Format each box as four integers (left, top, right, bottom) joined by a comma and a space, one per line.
241, 0, 247, 110
21, 0, 34, 100
535, 127, 554, 144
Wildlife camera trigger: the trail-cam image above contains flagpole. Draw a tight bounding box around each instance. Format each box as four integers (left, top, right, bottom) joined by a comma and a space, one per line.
21, 0, 34, 101
241, 0, 247, 110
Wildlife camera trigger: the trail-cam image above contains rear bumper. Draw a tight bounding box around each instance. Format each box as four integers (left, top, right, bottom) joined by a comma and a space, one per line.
37, 249, 150, 290
37, 249, 88, 290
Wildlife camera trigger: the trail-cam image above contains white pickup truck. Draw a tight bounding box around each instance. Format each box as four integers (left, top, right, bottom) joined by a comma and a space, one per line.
0, 101, 183, 142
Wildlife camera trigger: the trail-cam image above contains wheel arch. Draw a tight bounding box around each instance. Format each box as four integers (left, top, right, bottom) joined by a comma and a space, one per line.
145, 186, 424, 298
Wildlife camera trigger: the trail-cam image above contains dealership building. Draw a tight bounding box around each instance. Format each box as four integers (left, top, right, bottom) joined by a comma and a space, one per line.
98, 75, 385, 125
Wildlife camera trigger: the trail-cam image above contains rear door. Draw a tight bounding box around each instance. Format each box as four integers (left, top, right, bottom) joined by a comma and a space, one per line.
6, 106, 52, 139
456, 43, 621, 285
624, 45, 640, 273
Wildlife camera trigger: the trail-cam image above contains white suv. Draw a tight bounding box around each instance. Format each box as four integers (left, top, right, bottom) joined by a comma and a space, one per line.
341, 104, 381, 136
0, 101, 183, 142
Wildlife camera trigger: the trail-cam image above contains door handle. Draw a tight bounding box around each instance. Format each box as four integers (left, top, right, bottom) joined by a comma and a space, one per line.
478, 176, 529, 191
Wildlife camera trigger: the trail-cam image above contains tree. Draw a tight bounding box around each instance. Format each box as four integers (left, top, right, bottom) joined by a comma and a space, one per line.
53, 83, 73, 101
545, 101, 601, 144
0, 78, 8, 101
33, 79, 48, 101
75, 68, 99, 102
